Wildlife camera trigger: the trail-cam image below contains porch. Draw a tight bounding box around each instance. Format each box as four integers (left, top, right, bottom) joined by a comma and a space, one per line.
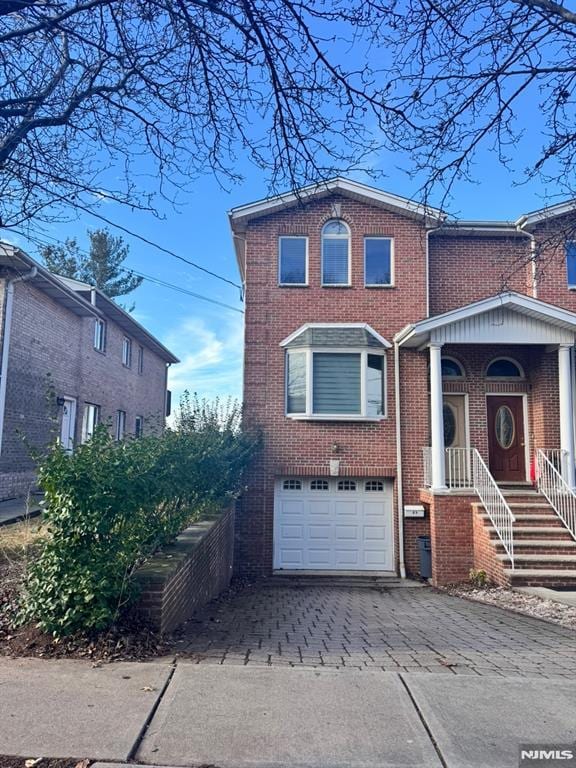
396, 292, 576, 586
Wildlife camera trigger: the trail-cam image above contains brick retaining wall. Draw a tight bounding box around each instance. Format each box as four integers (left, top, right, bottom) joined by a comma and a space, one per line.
134, 505, 235, 635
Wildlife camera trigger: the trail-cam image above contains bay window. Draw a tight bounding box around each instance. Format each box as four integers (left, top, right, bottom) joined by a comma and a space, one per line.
286, 348, 386, 419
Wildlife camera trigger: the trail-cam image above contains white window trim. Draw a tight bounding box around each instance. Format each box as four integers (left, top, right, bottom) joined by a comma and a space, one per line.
485, 356, 526, 380
93, 319, 106, 352
278, 235, 309, 287
364, 236, 395, 288
321, 220, 351, 287
81, 403, 100, 443
122, 336, 132, 367
285, 346, 387, 421
115, 410, 126, 441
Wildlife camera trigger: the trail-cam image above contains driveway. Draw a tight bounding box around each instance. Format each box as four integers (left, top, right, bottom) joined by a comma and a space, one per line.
173, 580, 576, 678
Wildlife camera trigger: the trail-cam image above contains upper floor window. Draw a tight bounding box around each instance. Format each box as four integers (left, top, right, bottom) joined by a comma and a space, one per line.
81, 403, 100, 443
122, 336, 132, 367
322, 220, 350, 286
365, 237, 393, 286
441, 357, 464, 378
279, 236, 307, 285
137, 344, 144, 374
93, 319, 106, 352
486, 357, 524, 379
567, 241, 576, 287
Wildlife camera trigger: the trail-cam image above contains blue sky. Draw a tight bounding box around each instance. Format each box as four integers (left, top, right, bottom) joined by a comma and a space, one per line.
7, 77, 558, 414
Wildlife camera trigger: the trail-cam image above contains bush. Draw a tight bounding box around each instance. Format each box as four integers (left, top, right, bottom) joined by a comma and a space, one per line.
20, 397, 258, 636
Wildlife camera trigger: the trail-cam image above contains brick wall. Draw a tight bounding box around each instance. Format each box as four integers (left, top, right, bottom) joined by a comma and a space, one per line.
0, 276, 169, 499
420, 489, 476, 585
240, 195, 428, 575
472, 507, 508, 586
135, 506, 235, 635
239, 189, 572, 580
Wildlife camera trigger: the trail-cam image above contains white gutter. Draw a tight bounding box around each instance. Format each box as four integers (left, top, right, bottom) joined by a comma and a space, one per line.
0, 266, 38, 454
394, 340, 406, 579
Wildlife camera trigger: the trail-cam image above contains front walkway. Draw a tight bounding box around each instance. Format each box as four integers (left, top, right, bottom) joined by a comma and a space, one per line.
173, 581, 576, 678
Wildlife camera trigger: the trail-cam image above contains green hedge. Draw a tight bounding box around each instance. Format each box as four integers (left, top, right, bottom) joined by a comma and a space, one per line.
20, 399, 258, 637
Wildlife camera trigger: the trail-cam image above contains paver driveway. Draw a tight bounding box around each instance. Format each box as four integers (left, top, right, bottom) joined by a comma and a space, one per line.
173, 581, 576, 678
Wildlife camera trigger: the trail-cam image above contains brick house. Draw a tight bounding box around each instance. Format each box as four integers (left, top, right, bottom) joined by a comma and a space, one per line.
0, 243, 178, 501
229, 177, 576, 587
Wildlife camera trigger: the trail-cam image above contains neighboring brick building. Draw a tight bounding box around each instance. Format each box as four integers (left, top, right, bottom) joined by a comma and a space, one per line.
230, 178, 576, 587
0, 243, 178, 500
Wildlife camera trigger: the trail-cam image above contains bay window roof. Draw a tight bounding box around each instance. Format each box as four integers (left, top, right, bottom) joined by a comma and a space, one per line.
281, 323, 391, 350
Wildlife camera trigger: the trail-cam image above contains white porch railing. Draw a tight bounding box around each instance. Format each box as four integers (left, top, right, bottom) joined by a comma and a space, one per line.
422, 446, 516, 567
537, 449, 576, 541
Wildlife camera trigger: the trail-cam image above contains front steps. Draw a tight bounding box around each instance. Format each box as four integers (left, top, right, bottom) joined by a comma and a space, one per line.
474, 487, 576, 588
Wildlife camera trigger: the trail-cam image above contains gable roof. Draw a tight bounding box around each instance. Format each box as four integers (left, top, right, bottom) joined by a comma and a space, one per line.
395, 291, 576, 348
281, 323, 391, 349
516, 200, 576, 229
229, 178, 444, 230
0, 243, 179, 364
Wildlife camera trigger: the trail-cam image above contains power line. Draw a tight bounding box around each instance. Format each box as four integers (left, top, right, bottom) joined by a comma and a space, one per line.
3, 227, 244, 315
65, 202, 244, 293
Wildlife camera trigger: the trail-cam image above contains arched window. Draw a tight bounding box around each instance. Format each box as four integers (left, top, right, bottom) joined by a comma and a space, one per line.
486, 357, 524, 379
322, 220, 350, 286
441, 357, 464, 378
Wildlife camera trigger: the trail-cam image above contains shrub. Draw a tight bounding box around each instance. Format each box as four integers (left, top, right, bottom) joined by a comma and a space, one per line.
469, 568, 488, 588
20, 398, 258, 636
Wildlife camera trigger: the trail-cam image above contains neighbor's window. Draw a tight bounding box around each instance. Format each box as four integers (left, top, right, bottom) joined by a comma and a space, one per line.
486, 358, 524, 378
115, 410, 126, 441
81, 403, 100, 443
364, 237, 393, 286
279, 236, 307, 285
135, 415, 143, 438
122, 336, 132, 367
137, 344, 144, 374
93, 319, 106, 352
286, 349, 386, 419
322, 220, 350, 285
567, 241, 576, 287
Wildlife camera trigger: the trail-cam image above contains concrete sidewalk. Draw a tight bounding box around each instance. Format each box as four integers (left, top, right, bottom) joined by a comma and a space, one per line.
2, 658, 576, 768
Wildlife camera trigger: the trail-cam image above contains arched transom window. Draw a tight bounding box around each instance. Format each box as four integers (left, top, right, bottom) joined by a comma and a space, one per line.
322, 220, 350, 286
441, 357, 464, 378
486, 357, 524, 379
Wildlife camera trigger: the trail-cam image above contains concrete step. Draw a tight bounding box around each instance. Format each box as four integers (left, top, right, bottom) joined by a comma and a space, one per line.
489, 526, 573, 537
507, 569, 576, 587
508, 502, 556, 509
479, 513, 562, 524
497, 553, 576, 567
495, 542, 576, 555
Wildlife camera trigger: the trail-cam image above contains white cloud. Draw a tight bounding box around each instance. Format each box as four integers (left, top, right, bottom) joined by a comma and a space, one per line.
165, 315, 244, 411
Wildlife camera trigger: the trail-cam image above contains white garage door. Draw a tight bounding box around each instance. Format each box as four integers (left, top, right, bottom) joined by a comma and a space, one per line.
274, 477, 394, 572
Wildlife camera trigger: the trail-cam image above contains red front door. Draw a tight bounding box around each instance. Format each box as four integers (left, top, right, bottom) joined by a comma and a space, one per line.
487, 396, 526, 482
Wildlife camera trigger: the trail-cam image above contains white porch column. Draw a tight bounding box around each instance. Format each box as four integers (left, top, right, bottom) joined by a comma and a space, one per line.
430, 342, 447, 491
559, 344, 576, 488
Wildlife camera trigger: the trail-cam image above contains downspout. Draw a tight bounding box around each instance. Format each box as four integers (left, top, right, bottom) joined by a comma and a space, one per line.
0, 266, 38, 454
515, 221, 537, 298
394, 340, 406, 578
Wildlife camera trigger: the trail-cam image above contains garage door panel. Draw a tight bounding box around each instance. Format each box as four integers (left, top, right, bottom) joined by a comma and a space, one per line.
274, 478, 394, 572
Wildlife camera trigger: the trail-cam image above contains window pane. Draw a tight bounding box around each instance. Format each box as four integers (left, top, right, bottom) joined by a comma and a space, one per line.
313, 353, 361, 414
323, 221, 349, 235
567, 241, 576, 286
441, 358, 463, 377
486, 359, 522, 378
280, 238, 306, 284
365, 238, 392, 285
287, 351, 307, 413
367, 354, 384, 416
322, 238, 349, 284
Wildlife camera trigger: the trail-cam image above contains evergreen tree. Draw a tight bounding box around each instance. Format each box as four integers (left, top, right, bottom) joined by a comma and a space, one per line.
41, 229, 143, 308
